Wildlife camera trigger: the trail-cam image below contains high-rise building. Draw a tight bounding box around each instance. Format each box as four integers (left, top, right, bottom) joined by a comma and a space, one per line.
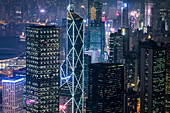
88, 0, 102, 25
87, 63, 124, 113
13, 68, 26, 108
2, 77, 24, 113
160, 37, 170, 112
88, 23, 105, 62
125, 89, 138, 113
109, 30, 125, 64
165, 42, 170, 112
144, 0, 153, 27
164, 42, 170, 113
151, 0, 170, 31
125, 51, 138, 90
84, 54, 91, 112
139, 39, 166, 113
60, 4, 84, 113
88, 0, 105, 62
26, 25, 60, 113
84, 54, 91, 97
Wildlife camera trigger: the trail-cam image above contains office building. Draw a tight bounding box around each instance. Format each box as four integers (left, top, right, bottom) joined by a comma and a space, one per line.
165, 42, 170, 113
144, 0, 153, 27
84, 54, 91, 97
2, 78, 24, 113
88, 0, 105, 62
125, 89, 138, 113
87, 63, 124, 113
140, 39, 166, 113
151, 0, 170, 31
160, 37, 170, 112
13, 68, 26, 108
26, 25, 60, 113
109, 30, 125, 64
88, 0, 102, 25
125, 51, 137, 90
89, 23, 105, 62
60, 4, 84, 112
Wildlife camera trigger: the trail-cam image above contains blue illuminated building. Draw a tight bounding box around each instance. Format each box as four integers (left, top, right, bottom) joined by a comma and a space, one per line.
88, 0, 105, 62
2, 78, 24, 113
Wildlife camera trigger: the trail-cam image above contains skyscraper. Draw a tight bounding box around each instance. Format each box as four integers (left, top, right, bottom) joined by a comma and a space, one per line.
160, 37, 170, 112
88, 0, 102, 25
88, 0, 105, 62
140, 39, 166, 113
144, 0, 153, 27
26, 25, 60, 113
87, 63, 124, 113
13, 68, 26, 108
60, 3, 84, 113
109, 30, 125, 64
88, 23, 105, 62
165, 42, 170, 112
125, 51, 137, 90
2, 78, 24, 113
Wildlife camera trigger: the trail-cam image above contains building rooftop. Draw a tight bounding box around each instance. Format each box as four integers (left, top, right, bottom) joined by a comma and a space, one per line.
68, 11, 83, 21
27, 25, 59, 29
2, 77, 24, 83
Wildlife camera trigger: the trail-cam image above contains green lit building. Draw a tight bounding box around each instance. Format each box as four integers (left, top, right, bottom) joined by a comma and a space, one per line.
140, 39, 166, 113
26, 26, 60, 113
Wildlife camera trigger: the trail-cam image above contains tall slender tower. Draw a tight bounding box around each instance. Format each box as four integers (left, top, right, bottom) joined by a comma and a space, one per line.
26, 26, 60, 113
60, 1, 84, 113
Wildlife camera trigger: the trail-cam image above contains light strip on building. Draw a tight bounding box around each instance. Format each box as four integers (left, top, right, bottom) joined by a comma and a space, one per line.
2, 78, 24, 83
61, 76, 71, 80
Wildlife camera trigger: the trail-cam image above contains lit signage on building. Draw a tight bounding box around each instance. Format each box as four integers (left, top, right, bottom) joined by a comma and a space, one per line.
90, 6, 96, 20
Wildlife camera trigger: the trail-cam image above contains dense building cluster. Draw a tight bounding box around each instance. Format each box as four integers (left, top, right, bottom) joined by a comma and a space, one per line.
0, 0, 170, 113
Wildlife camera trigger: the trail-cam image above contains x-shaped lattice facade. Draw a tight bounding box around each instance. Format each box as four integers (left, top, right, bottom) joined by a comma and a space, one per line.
60, 6, 84, 113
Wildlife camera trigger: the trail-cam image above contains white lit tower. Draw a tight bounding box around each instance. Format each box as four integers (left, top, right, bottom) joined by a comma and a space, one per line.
60, 0, 84, 112
145, 0, 153, 27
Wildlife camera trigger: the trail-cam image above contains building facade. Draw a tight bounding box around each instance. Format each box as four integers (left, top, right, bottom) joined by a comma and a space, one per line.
2, 78, 24, 113
60, 5, 84, 112
87, 63, 124, 113
26, 26, 60, 113
140, 40, 166, 113
13, 68, 26, 108
88, 0, 105, 62
109, 30, 125, 64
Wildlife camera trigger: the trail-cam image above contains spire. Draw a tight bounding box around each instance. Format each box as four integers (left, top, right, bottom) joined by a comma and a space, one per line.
68, 0, 74, 11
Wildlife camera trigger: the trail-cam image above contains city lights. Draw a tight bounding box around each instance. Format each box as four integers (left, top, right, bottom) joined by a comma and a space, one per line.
40, 9, 45, 13
59, 105, 67, 110
2, 78, 24, 83
124, 3, 127, 8
0, 0, 170, 113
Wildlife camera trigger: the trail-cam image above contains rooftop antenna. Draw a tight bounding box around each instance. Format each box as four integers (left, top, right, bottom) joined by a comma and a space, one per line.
68, 0, 74, 11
